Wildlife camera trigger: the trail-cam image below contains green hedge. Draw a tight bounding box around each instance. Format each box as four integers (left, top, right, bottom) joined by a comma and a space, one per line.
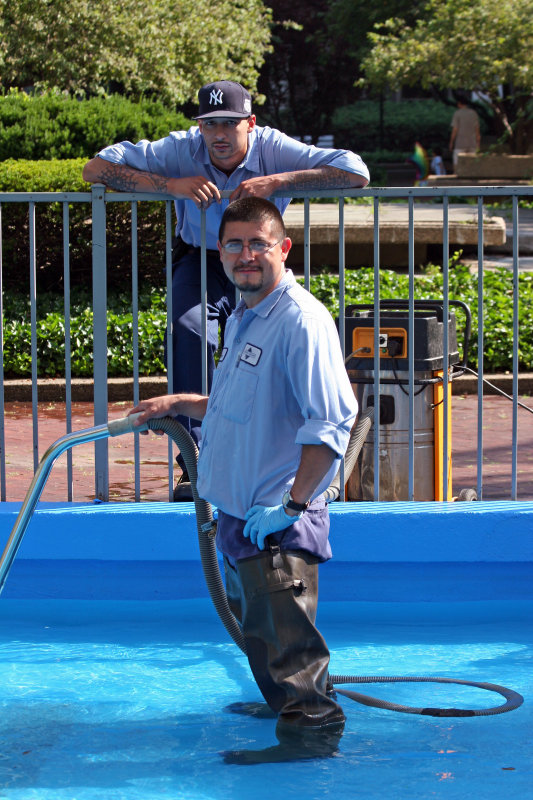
2, 289, 167, 377
2, 265, 531, 377
332, 99, 489, 155
307, 265, 533, 373
0, 91, 192, 160
0, 159, 166, 291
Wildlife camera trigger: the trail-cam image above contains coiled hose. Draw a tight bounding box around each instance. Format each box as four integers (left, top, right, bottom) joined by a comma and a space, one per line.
148, 415, 524, 717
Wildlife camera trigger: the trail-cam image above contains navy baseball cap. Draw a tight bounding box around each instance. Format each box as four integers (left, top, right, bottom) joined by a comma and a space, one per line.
193, 81, 253, 120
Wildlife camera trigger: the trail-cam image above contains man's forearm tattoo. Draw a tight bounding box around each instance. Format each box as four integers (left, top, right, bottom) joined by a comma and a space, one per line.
98, 163, 169, 193
284, 167, 359, 190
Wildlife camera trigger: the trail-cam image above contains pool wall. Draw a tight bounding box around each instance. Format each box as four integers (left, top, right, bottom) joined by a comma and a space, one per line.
0, 501, 532, 603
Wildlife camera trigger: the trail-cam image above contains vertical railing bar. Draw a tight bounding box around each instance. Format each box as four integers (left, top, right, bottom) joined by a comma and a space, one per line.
304, 198, 311, 291
338, 197, 346, 498
131, 201, 141, 501
0, 203, 5, 500
62, 202, 73, 501
165, 200, 174, 500
476, 196, 484, 500
0, 185, 531, 505
373, 197, 381, 501
29, 202, 39, 472
442, 196, 450, 501
511, 196, 519, 499
200, 210, 208, 395
408, 195, 415, 501
91, 185, 109, 501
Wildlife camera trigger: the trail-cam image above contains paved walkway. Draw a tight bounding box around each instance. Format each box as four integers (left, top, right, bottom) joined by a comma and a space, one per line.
284, 202, 507, 246
2, 395, 532, 504
283, 203, 533, 269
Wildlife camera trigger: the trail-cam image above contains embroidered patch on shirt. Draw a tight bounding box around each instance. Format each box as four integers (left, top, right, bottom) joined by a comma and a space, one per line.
240, 343, 262, 366
218, 347, 228, 363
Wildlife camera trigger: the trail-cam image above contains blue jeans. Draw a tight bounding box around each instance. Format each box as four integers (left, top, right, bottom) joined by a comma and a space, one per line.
168, 249, 235, 470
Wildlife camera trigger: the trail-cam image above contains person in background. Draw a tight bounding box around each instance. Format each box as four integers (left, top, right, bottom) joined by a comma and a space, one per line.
430, 147, 446, 175
129, 197, 358, 763
83, 80, 369, 500
449, 93, 480, 171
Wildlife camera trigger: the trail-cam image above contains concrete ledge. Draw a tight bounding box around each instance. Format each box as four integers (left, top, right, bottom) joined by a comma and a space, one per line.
284, 203, 506, 247
283, 202, 506, 267
426, 175, 531, 189
456, 154, 533, 180
1, 500, 531, 563
3, 372, 532, 401
2, 376, 168, 402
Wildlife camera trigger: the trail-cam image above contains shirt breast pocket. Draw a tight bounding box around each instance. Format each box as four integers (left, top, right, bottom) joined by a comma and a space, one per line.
222, 368, 259, 424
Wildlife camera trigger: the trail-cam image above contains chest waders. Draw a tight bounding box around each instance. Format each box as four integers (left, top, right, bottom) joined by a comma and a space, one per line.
0, 413, 523, 723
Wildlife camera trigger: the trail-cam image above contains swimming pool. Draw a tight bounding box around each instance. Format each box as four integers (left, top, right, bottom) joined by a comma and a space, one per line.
0, 502, 531, 799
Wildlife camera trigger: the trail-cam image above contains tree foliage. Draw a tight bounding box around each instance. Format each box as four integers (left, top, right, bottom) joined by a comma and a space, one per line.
360, 0, 533, 153
257, 0, 424, 143
0, 0, 272, 105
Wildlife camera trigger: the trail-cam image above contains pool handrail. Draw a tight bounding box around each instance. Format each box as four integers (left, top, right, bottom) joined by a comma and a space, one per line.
0, 413, 148, 594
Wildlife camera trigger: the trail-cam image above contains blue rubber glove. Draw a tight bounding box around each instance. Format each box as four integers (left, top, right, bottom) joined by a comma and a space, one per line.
243, 504, 301, 551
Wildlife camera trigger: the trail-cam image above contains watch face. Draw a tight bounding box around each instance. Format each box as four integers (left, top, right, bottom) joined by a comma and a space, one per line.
282, 491, 308, 512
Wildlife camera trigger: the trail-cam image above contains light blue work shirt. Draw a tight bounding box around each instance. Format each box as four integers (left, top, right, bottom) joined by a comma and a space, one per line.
96, 125, 369, 248
196, 270, 358, 529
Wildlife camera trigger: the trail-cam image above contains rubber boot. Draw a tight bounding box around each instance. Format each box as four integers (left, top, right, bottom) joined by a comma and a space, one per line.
223, 558, 278, 720
233, 547, 345, 731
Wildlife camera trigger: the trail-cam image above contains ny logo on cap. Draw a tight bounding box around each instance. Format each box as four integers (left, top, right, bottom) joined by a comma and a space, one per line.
209, 89, 223, 106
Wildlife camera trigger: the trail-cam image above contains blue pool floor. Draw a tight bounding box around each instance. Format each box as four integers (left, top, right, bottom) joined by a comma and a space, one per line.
0, 596, 531, 800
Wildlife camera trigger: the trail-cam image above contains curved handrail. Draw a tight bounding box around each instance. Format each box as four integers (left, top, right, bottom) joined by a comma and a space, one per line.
0, 414, 147, 594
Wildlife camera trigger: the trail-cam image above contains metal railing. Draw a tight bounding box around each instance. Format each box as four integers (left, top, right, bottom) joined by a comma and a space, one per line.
0, 184, 532, 503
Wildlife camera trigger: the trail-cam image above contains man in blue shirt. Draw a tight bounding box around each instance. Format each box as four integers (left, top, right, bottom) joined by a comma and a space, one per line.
83, 80, 368, 500
130, 197, 358, 762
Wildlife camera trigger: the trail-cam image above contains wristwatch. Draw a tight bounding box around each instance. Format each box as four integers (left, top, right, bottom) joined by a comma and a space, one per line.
282, 490, 310, 513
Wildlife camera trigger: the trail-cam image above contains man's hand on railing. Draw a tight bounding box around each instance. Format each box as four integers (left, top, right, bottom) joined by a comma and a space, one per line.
167, 176, 221, 209
229, 174, 284, 201
228, 166, 369, 202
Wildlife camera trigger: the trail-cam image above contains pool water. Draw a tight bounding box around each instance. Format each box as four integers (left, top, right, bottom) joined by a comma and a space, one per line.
0, 587, 531, 800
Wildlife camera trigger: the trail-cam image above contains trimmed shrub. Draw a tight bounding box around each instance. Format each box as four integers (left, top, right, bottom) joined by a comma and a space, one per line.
307, 265, 533, 373
0, 157, 88, 191
0, 91, 192, 160
0, 158, 166, 291
332, 99, 489, 154
1, 265, 530, 377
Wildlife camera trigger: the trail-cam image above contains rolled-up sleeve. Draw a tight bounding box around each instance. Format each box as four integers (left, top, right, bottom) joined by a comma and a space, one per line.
287, 311, 358, 457
96, 132, 190, 176
259, 128, 370, 183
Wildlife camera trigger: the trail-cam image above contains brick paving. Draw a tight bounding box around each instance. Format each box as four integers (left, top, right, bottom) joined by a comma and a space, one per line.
2, 395, 532, 503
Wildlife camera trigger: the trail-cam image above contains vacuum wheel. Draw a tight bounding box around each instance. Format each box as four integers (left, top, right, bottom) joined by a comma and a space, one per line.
456, 488, 478, 501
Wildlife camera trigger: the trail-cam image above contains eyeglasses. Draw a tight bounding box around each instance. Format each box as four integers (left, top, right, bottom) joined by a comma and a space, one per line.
221, 239, 283, 255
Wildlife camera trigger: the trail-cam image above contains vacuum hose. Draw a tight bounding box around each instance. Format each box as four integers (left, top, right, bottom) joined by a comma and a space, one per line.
149, 415, 524, 718
0, 412, 522, 717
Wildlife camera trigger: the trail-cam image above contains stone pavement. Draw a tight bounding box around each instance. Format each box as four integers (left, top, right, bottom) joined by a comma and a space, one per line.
2, 394, 532, 504
283, 203, 533, 270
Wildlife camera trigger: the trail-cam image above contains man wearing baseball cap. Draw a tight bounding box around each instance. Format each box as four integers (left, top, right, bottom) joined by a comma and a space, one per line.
83, 80, 369, 499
